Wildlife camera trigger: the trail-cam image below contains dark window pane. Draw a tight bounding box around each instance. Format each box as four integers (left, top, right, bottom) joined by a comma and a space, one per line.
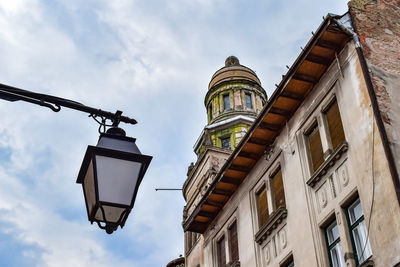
325, 100, 345, 150
209, 104, 213, 120
221, 137, 231, 150
223, 94, 230, 110
217, 236, 226, 267
307, 124, 324, 172
347, 199, 372, 264
281, 256, 295, 267
229, 221, 239, 262
325, 220, 345, 267
327, 221, 340, 245
245, 93, 252, 109
257, 186, 269, 227
272, 168, 285, 209
348, 199, 363, 225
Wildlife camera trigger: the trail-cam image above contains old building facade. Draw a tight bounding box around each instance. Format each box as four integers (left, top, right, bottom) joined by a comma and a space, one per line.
182, 2, 400, 267
182, 56, 267, 267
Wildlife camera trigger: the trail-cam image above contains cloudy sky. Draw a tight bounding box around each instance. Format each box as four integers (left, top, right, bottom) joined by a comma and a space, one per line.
0, 1, 348, 266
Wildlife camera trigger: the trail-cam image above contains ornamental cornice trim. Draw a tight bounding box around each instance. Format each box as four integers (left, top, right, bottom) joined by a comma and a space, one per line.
306, 141, 348, 187
255, 207, 287, 245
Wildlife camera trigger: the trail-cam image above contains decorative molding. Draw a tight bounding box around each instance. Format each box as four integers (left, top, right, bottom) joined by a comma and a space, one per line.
255, 207, 287, 244
359, 257, 374, 267
307, 142, 348, 187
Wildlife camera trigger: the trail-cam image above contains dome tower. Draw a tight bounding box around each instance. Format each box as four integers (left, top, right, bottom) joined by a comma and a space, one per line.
194, 56, 267, 155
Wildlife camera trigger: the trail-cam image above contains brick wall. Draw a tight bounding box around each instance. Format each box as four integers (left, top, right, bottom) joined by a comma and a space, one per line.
350, 0, 400, 193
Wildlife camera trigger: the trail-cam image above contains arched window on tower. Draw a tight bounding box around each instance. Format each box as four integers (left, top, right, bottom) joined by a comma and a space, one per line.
245, 92, 252, 109
223, 94, 230, 110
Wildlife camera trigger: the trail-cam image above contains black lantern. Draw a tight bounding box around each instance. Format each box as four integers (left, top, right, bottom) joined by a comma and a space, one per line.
76, 127, 152, 234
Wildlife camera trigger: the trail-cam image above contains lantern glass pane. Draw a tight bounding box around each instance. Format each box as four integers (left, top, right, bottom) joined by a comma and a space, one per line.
83, 160, 96, 217
94, 205, 126, 223
95, 155, 142, 205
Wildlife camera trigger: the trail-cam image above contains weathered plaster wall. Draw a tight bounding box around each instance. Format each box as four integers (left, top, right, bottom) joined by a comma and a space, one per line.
197, 41, 400, 267
349, 0, 400, 199
185, 236, 204, 267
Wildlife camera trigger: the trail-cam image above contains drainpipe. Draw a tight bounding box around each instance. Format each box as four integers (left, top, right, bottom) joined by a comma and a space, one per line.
334, 15, 400, 206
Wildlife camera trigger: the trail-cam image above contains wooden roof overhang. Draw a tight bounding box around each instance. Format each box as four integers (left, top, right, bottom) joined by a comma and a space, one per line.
183, 14, 351, 234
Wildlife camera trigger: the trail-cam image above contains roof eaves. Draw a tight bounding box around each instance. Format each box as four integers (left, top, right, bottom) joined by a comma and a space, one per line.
183, 13, 350, 233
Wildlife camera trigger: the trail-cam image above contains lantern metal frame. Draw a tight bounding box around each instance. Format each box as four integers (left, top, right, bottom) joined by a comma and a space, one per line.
0, 82, 152, 234
77, 133, 152, 234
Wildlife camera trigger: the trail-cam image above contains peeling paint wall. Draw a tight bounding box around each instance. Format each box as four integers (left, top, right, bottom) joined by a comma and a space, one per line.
349, 0, 400, 195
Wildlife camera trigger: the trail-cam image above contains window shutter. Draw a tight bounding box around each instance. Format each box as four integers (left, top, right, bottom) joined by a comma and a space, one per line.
326, 100, 345, 150
257, 187, 269, 226
308, 125, 324, 172
217, 236, 226, 267
272, 168, 285, 209
229, 221, 239, 262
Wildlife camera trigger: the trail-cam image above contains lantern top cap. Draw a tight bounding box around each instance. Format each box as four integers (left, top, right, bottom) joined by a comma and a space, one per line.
106, 127, 126, 136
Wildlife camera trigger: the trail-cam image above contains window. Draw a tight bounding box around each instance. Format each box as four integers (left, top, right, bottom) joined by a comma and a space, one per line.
221, 137, 231, 150
186, 231, 200, 253
255, 166, 286, 228
209, 104, 213, 121
325, 220, 345, 267
214, 217, 239, 267
281, 255, 295, 267
229, 221, 239, 263
245, 93, 252, 109
305, 98, 347, 175
271, 168, 285, 209
256, 185, 269, 227
223, 94, 230, 110
283, 260, 294, 267
347, 198, 372, 265
217, 236, 226, 267
324, 99, 345, 150
306, 122, 324, 172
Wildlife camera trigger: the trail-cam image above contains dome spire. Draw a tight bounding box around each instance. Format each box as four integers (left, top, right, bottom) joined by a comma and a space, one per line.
225, 56, 240, 66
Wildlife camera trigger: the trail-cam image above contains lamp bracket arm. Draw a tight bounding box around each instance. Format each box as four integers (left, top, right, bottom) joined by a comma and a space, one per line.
0, 83, 137, 126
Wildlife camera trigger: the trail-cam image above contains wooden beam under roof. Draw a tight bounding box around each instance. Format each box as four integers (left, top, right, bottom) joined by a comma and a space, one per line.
238, 151, 259, 160
269, 107, 291, 117
229, 164, 251, 173
205, 199, 224, 208
316, 39, 340, 51
186, 221, 206, 233
305, 54, 332, 66
293, 73, 318, 84
220, 176, 242, 185
326, 25, 344, 34
213, 188, 233, 196
198, 210, 215, 218
280, 91, 304, 101
259, 122, 281, 131
248, 137, 270, 146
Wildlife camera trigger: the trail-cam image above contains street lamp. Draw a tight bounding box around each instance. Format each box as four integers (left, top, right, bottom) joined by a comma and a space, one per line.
0, 83, 152, 234
77, 127, 152, 234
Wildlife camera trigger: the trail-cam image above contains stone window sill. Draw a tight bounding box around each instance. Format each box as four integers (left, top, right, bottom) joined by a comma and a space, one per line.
306, 141, 348, 187
255, 207, 287, 245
